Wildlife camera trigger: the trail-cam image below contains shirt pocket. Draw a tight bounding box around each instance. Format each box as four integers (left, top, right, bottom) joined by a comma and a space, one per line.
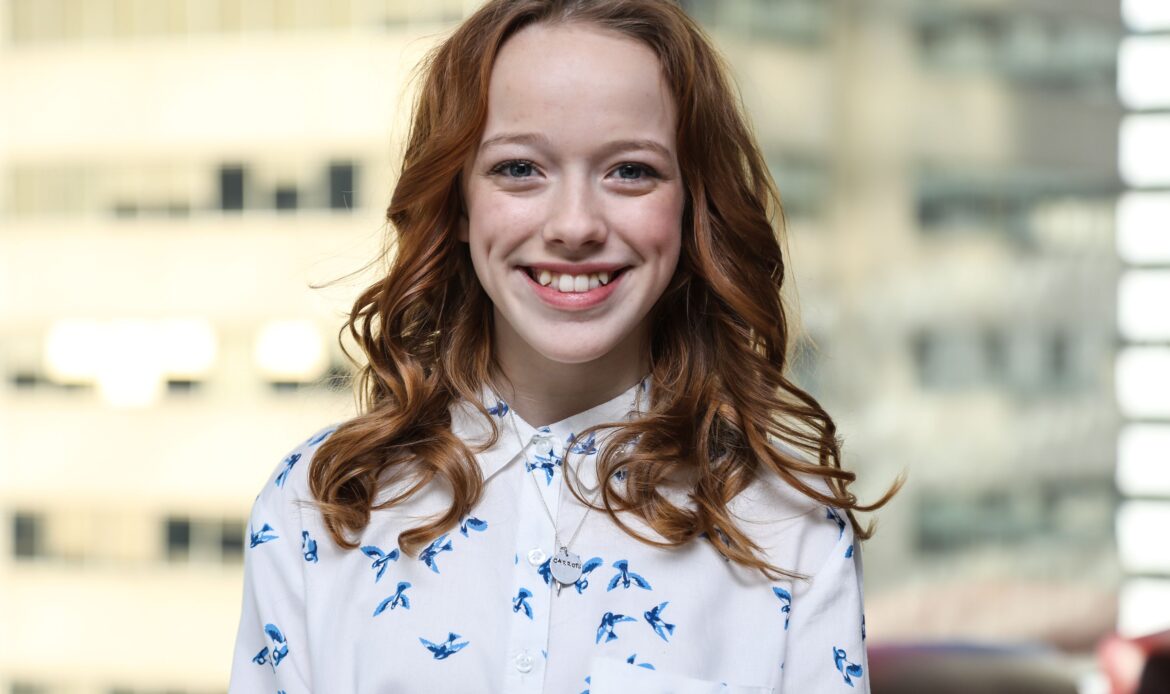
586, 655, 774, 694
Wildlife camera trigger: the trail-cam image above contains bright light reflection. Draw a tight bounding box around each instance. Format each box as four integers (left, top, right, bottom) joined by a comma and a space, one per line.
159, 318, 217, 377
1120, 115, 1170, 187
44, 320, 103, 383
254, 320, 326, 381
97, 320, 164, 409
1118, 425, 1170, 497
1117, 501, 1170, 574
1116, 347, 1170, 418
1118, 271, 1170, 341
1117, 192, 1170, 264
1119, 578, 1170, 637
1123, 0, 1170, 32
1119, 36, 1170, 109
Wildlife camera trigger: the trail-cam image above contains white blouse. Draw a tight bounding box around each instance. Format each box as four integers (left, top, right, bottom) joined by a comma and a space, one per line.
229, 379, 870, 693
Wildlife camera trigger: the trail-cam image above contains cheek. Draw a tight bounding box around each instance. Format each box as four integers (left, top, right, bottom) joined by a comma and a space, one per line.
623, 193, 685, 260
467, 192, 545, 252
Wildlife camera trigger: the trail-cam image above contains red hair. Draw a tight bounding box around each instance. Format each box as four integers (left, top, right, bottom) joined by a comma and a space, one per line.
310, 0, 902, 579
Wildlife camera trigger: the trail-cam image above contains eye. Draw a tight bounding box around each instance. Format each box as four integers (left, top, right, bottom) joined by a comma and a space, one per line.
612, 163, 657, 181
490, 159, 538, 178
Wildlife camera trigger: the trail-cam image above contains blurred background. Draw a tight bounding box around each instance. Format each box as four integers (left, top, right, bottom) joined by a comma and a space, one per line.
0, 0, 1167, 692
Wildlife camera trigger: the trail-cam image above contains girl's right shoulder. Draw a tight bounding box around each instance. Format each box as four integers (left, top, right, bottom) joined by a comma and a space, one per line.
253, 423, 342, 506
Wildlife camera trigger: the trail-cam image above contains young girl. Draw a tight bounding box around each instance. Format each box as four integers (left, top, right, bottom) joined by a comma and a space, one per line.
229, 1, 899, 692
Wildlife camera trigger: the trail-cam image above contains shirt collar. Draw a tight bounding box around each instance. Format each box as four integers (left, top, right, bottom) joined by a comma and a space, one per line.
450, 376, 649, 486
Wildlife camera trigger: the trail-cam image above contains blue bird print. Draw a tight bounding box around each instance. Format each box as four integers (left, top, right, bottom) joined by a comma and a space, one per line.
833, 646, 864, 687
572, 556, 605, 593
596, 612, 637, 643
251, 646, 268, 665
306, 428, 336, 445
249, 523, 278, 548
537, 557, 553, 585
360, 544, 400, 582
826, 507, 846, 539
373, 581, 412, 616
773, 587, 792, 630
613, 467, 628, 481
301, 530, 318, 563
845, 544, 854, 559
420, 533, 453, 573
274, 452, 301, 488
264, 623, 288, 670
487, 400, 509, 417
526, 451, 561, 485
643, 601, 675, 642
626, 653, 656, 670
567, 431, 598, 455
607, 559, 652, 591
419, 632, 469, 660
459, 516, 488, 537
580, 675, 591, 694
512, 587, 534, 620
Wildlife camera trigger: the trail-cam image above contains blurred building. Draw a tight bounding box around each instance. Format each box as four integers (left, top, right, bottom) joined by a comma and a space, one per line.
0, 0, 1126, 691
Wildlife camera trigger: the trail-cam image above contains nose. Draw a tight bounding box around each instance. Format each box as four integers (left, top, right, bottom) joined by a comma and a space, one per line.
542, 174, 607, 250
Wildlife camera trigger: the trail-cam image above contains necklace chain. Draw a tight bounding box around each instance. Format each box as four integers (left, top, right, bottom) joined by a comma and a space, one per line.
503, 380, 644, 562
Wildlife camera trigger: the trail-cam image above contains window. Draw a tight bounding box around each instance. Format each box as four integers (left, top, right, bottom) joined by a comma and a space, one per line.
165, 517, 192, 560
327, 161, 356, 211
220, 519, 245, 560
914, 7, 1120, 92
218, 165, 246, 212
274, 185, 298, 211
164, 515, 246, 564
12, 511, 44, 559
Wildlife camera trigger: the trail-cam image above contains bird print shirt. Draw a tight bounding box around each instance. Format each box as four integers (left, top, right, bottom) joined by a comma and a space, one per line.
229, 379, 870, 693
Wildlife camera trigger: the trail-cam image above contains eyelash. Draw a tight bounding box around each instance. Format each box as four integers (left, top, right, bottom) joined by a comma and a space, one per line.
488, 159, 660, 182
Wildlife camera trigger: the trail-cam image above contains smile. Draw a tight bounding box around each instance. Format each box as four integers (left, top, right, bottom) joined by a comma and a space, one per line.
522, 267, 628, 293
518, 266, 628, 310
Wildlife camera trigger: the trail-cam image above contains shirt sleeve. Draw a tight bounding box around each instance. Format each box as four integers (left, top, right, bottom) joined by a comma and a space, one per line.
777, 520, 870, 693
228, 443, 315, 693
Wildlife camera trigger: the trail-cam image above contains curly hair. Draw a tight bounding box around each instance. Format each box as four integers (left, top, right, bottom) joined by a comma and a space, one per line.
309, 0, 902, 580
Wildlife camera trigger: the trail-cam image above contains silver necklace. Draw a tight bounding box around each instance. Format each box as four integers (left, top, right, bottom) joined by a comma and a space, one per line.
504, 381, 643, 596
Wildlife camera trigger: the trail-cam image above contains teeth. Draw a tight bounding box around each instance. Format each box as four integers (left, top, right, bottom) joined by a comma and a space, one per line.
529, 269, 620, 293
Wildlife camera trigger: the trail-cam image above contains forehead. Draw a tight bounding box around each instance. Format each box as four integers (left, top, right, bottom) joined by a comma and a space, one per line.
480, 22, 677, 152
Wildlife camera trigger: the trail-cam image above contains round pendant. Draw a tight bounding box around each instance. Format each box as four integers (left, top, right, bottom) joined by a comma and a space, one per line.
550, 545, 583, 585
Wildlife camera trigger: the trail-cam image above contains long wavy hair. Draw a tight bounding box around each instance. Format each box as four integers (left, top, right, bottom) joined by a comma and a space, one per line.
310, 0, 902, 580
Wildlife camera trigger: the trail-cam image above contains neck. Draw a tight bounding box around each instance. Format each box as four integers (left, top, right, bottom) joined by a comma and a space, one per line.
490, 321, 648, 428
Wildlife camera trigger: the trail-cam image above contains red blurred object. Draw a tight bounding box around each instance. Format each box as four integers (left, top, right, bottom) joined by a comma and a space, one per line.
1097, 629, 1170, 694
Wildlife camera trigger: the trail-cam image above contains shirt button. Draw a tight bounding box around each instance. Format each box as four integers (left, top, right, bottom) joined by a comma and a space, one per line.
527, 548, 547, 566
515, 651, 534, 673
531, 434, 554, 456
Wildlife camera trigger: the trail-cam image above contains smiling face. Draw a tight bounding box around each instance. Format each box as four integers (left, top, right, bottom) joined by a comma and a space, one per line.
461, 21, 685, 377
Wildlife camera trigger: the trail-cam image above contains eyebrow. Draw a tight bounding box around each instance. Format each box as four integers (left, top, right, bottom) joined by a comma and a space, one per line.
478, 132, 674, 160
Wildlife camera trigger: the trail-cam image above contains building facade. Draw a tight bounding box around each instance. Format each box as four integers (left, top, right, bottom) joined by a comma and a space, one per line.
0, 0, 1124, 691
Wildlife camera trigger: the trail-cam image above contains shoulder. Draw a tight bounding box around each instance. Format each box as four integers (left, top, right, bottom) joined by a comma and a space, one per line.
729, 437, 855, 580
252, 423, 341, 511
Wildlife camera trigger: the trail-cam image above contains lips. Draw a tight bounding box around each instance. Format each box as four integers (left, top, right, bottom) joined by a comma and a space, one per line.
517, 265, 626, 309
521, 266, 629, 293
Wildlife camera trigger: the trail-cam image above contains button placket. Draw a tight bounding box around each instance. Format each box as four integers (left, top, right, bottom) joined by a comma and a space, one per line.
503, 430, 558, 692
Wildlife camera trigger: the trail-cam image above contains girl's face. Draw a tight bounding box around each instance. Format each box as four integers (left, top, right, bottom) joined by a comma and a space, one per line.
461, 22, 685, 369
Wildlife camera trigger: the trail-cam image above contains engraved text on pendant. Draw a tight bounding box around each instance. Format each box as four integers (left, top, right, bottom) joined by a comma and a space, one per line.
550, 546, 582, 585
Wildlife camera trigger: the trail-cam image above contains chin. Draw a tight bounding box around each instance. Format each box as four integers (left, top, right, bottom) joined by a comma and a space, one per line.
531, 342, 620, 366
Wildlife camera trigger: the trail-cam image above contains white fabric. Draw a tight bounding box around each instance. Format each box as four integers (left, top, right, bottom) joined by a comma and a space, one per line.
229, 380, 870, 693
